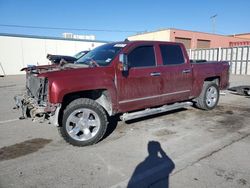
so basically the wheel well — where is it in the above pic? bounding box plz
[204,77,220,85]
[61,89,112,116]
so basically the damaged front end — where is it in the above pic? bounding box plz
[14,71,61,125]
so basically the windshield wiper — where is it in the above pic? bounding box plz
[76,58,99,67]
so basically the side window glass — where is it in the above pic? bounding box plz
[160,45,185,65]
[128,46,156,67]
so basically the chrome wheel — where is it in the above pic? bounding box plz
[66,108,101,141]
[206,86,218,108]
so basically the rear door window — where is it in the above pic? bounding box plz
[160,44,185,65]
[128,46,156,68]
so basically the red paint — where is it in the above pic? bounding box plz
[34,41,229,114]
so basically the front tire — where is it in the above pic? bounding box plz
[195,81,219,110]
[59,98,108,146]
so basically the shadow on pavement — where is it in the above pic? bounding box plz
[128,141,175,188]
[101,115,119,141]
[101,108,187,142]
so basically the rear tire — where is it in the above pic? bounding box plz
[194,81,219,110]
[59,98,108,146]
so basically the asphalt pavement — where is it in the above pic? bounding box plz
[0,74,250,188]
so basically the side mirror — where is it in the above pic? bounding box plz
[119,54,128,72]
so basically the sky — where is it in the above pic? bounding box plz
[0,0,249,41]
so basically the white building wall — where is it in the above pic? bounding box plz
[0,34,107,75]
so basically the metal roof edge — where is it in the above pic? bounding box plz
[168,28,228,37]
[230,32,250,36]
[128,28,250,39]
[0,33,111,43]
[128,28,171,37]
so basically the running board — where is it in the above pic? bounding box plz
[120,102,193,121]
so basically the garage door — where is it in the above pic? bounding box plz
[197,39,210,49]
[175,37,191,49]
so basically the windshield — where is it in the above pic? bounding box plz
[75,43,125,66]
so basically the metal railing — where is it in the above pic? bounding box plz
[188,46,250,75]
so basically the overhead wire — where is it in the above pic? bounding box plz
[0,24,143,33]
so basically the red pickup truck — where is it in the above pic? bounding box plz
[15,41,229,146]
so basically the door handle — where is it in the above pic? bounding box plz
[182,69,191,74]
[150,72,161,76]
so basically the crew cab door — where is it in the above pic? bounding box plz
[117,45,162,112]
[158,43,192,103]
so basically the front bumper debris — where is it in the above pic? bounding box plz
[14,94,61,126]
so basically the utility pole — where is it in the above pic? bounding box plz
[210,14,218,34]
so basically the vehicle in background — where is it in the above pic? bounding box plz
[47,50,89,64]
[228,85,250,96]
[14,41,230,147]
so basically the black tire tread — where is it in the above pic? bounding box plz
[195,81,219,110]
[58,98,108,147]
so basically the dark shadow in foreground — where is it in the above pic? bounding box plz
[128,141,175,188]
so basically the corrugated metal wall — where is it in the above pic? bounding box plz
[188,46,250,75]
[0,34,107,75]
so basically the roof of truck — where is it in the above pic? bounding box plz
[114,40,183,45]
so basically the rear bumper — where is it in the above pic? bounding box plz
[14,94,61,126]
